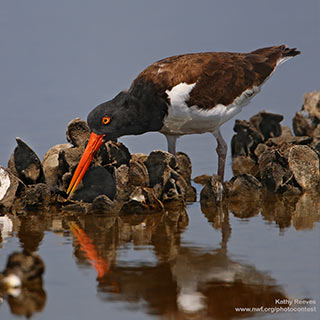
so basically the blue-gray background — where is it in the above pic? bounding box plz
[1,0,319,178]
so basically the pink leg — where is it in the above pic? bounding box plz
[213,130,227,181]
[165,134,178,156]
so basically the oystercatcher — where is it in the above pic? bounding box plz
[67,45,300,196]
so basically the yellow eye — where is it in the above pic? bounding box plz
[102,116,111,125]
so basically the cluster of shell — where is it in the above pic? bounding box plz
[0,118,196,214]
[1,91,319,216]
[200,91,320,209]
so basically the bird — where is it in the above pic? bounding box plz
[67,45,300,196]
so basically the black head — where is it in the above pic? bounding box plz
[87,88,168,142]
[88,91,151,141]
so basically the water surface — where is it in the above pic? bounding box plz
[0,191,319,319]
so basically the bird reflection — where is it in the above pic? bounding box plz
[1,187,317,319]
[69,206,288,319]
[70,222,110,278]
[172,248,287,318]
[0,250,46,318]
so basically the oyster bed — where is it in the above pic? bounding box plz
[0,91,319,215]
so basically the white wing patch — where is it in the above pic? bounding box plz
[162,82,259,135]
[165,82,196,107]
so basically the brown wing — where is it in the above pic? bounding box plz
[129,52,216,99]
[130,45,300,109]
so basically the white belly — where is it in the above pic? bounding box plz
[160,82,252,136]
[161,103,243,135]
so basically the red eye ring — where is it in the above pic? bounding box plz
[102,116,111,125]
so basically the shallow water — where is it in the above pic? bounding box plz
[0,189,319,319]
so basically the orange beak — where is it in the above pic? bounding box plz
[67,132,105,197]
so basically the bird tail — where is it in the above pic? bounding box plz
[280,45,301,58]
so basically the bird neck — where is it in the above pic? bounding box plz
[123,80,168,133]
